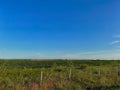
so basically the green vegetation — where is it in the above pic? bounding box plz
[0,60,120,90]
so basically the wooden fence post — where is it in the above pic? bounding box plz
[69,68,71,80]
[98,68,101,77]
[41,71,43,84]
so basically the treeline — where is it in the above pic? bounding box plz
[0,60,120,68]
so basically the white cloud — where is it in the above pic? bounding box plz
[110,40,120,45]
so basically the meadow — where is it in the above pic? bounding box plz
[0,60,120,90]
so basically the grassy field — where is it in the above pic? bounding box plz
[0,60,120,90]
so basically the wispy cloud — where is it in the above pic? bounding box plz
[114,35,120,38]
[62,49,120,60]
[116,46,120,48]
[110,40,120,45]
[1,49,120,60]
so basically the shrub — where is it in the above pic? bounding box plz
[78,64,88,70]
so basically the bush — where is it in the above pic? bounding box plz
[77,64,88,70]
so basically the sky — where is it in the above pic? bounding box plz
[0,0,120,59]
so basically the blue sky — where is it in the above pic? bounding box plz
[0,0,120,59]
